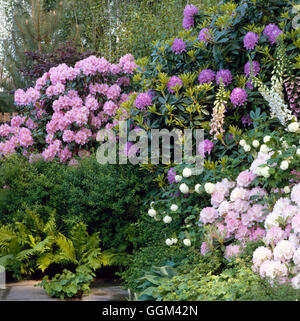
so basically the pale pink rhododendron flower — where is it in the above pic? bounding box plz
[1,54,136,162]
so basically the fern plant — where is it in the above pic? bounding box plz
[0,209,115,279]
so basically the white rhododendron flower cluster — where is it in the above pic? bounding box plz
[147,134,300,286]
[253,183,300,288]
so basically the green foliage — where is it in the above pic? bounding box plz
[155,261,300,301]
[0,209,113,279]
[135,261,177,301]
[0,154,156,251]
[38,269,93,299]
[118,244,208,293]
[129,247,300,301]
[71,0,218,61]
[120,246,222,300]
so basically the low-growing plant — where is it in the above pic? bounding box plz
[155,260,300,301]
[118,244,213,293]
[37,269,93,299]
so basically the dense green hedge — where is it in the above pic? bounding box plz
[0,155,156,251]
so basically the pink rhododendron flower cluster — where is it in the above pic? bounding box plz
[199,168,268,260]
[135,92,152,110]
[224,244,242,261]
[0,116,35,154]
[199,146,300,279]
[0,54,137,163]
[236,170,256,187]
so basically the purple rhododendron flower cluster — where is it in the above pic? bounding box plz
[198,28,212,43]
[198,69,215,84]
[263,24,283,45]
[242,114,253,127]
[182,4,199,30]
[167,76,183,93]
[135,92,152,110]
[171,38,187,54]
[244,61,260,77]
[230,88,248,107]
[198,139,214,157]
[216,69,233,87]
[167,168,176,184]
[243,31,259,50]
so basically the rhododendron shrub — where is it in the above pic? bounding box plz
[0,54,137,162]
[120,0,298,158]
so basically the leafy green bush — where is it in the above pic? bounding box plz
[0,155,64,224]
[0,209,113,279]
[118,244,212,293]
[0,154,156,251]
[51,156,156,251]
[156,261,300,301]
[38,269,93,299]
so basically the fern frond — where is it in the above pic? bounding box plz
[0,254,14,267]
[25,208,45,233]
[16,248,36,262]
[0,226,17,243]
[101,250,129,267]
[55,233,77,264]
[80,248,103,271]
[43,211,57,235]
[36,253,55,272]
[16,236,53,262]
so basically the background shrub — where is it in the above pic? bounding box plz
[0,155,156,251]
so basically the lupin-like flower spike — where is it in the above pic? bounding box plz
[249,42,294,126]
[210,79,227,139]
